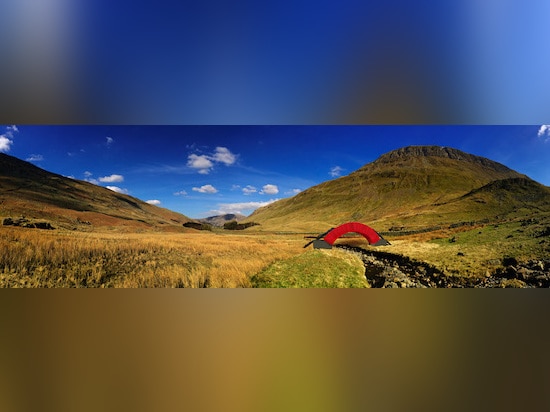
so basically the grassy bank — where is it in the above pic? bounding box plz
[251,249,368,288]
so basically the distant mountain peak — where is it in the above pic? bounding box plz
[199,213,246,227]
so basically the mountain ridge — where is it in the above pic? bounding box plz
[0,153,192,230]
[245,145,549,232]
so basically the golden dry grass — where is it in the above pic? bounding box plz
[0,228,304,288]
[3,214,547,288]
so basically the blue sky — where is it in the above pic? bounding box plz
[2,125,549,219]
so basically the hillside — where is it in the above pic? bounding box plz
[0,153,192,230]
[245,146,550,232]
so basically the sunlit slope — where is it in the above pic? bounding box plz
[0,153,191,229]
[246,146,550,232]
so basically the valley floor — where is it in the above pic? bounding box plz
[1,214,548,288]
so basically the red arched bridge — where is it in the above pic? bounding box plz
[304,222,390,249]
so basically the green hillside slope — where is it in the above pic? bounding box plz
[246,146,549,232]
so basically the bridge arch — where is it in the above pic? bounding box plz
[323,222,390,246]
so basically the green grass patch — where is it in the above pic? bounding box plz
[251,249,369,288]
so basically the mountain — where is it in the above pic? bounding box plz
[198,213,247,227]
[245,146,550,232]
[0,153,192,230]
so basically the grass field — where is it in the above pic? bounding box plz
[251,249,368,288]
[0,228,305,288]
[1,212,548,288]
[341,214,550,279]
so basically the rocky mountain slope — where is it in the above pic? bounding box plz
[198,213,246,227]
[0,153,191,230]
[245,146,550,232]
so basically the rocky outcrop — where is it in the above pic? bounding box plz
[489,259,550,288]
[374,146,519,175]
[3,217,55,230]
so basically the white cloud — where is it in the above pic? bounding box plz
[174,190,188,196]
[242,185,257,195]
[187,154,214,174]
[192,184,218,194]
[82,171,99,185]
[0,136,13,152]
[26,154,44,162]
[146,199,161,205]
[106,186,129,194]
[0,125,18,153]
[285,188,302,195]
[212,147,237,165]
[211,199,279,215]
[99,174,124,183]
[538,125,550,142]
[106,136,114,145]
[329,166,344,177]
[260,184,279,195]
[187,147,238,174]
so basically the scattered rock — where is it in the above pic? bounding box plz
[502,256,518,267]
[30,221,55,230]
[336,245,550,288]
[2,217,54,230]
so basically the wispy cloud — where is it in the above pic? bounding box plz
[242,185,257,195]
[329,166,344,177]
[82,171,99,184]
[146,199,161,205]
[26,154,44,162]
[106,136,114,146]
[192,184,218,194]
[187,147,238,174]
[83,171,124,186]
[0,125,18,153]
[285,188,302,195]
[210,199,279,215]
[538,125,550,142]
[173,190,188,196]
[106,186,129,194]
[99,174,124,183]
[260,184,279,195]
